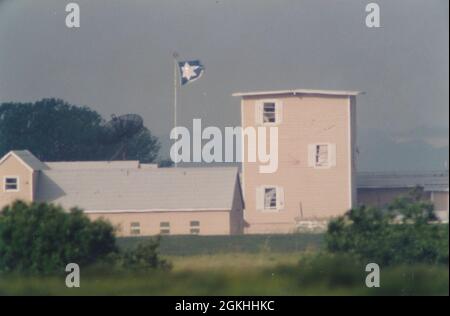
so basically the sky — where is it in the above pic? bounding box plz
[0,0,448,171]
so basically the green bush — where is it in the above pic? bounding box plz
[0,201,117,274]
[326,189,449,266]
[110,238,172,272]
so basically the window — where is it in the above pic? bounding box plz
[190,221,200,235]
[308,143,336,168]
[130,222,140,235]
[190,228,200,235]
[160,222,170,235]
[263,102,276,123]
[256,186,285,211]
[256,100,282,125]
[4,177,19,192]
[315,144,329,167]
[264,187,277,209]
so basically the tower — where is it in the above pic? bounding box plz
[233,89,360,234]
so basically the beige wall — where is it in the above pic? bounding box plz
[358,187,449,222]
[0,154,34,209]
[87,210,235,236]
[432,191,449,212]
[241,94,355,234]
[357,187,449,212]
[357,188,412,208]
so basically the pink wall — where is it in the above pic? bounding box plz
[87,210,237,236]
[241,94,355,234]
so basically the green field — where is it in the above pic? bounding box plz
[1,251,448,295]
[1,234,448,296]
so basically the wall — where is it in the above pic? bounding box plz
[86,210,233,237]
[357,188,434,209]
[0,154,34,209]
[241,94,354,234]
[432,191,449,222]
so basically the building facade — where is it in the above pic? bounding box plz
[357,171,449,222]
[233,89,360,234]
[0,150,245,236]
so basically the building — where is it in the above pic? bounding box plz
[233,89,361,234]
[1,89,448,236]
[0,150,245,236]
[357,171,449,222]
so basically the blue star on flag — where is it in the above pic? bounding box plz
[178,60,204,85]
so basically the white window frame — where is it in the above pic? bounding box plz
[308,143,336,169]
[256,185,285,212]
[315,143,330,168]
[130,222,141,235]
[3,176,19,192]
[190,221,200,235]
[160,221,171,235]
[255,99,283,126]
[264,187,278,210]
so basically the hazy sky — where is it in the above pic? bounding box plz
[0,0,448,171]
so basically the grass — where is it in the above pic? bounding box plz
[117,233,324,255]
[0,251,448,296]
[0,234,447,296]
[165,252,307,272]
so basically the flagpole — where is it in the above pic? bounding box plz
[173,52,179,168]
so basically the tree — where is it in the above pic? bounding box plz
[0,98,160,162]
[0,201,117,274]
[326,188,449,266]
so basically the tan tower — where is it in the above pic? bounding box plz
[233,89,361,234]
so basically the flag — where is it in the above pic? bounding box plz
[178,60,204,85]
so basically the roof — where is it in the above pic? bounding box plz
[232,88,363,98]
[0,150,48,171]
[357,171,449,192]
[46,161,140,170]
[36,167,241,212]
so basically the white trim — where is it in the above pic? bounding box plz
[348,97,353,209]
[309,143,335,169]
[129,221,141,235]
[240,98,246,205]
[3,175,20,192]
[83,208,230,214]
[30,171,34,201]
[256,99,283,126]
[0,152,35,173]
[233,88,363,97]
[258,185,283,213]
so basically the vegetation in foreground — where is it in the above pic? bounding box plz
[0,201,169,275]
[0,253,447,295]
[326,188,449,266]
[0,192,448,295]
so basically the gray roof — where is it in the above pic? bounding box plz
[357,171,449,192]
[46,161,141,170]
[36,167,240,211]
[10,150,48,171]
